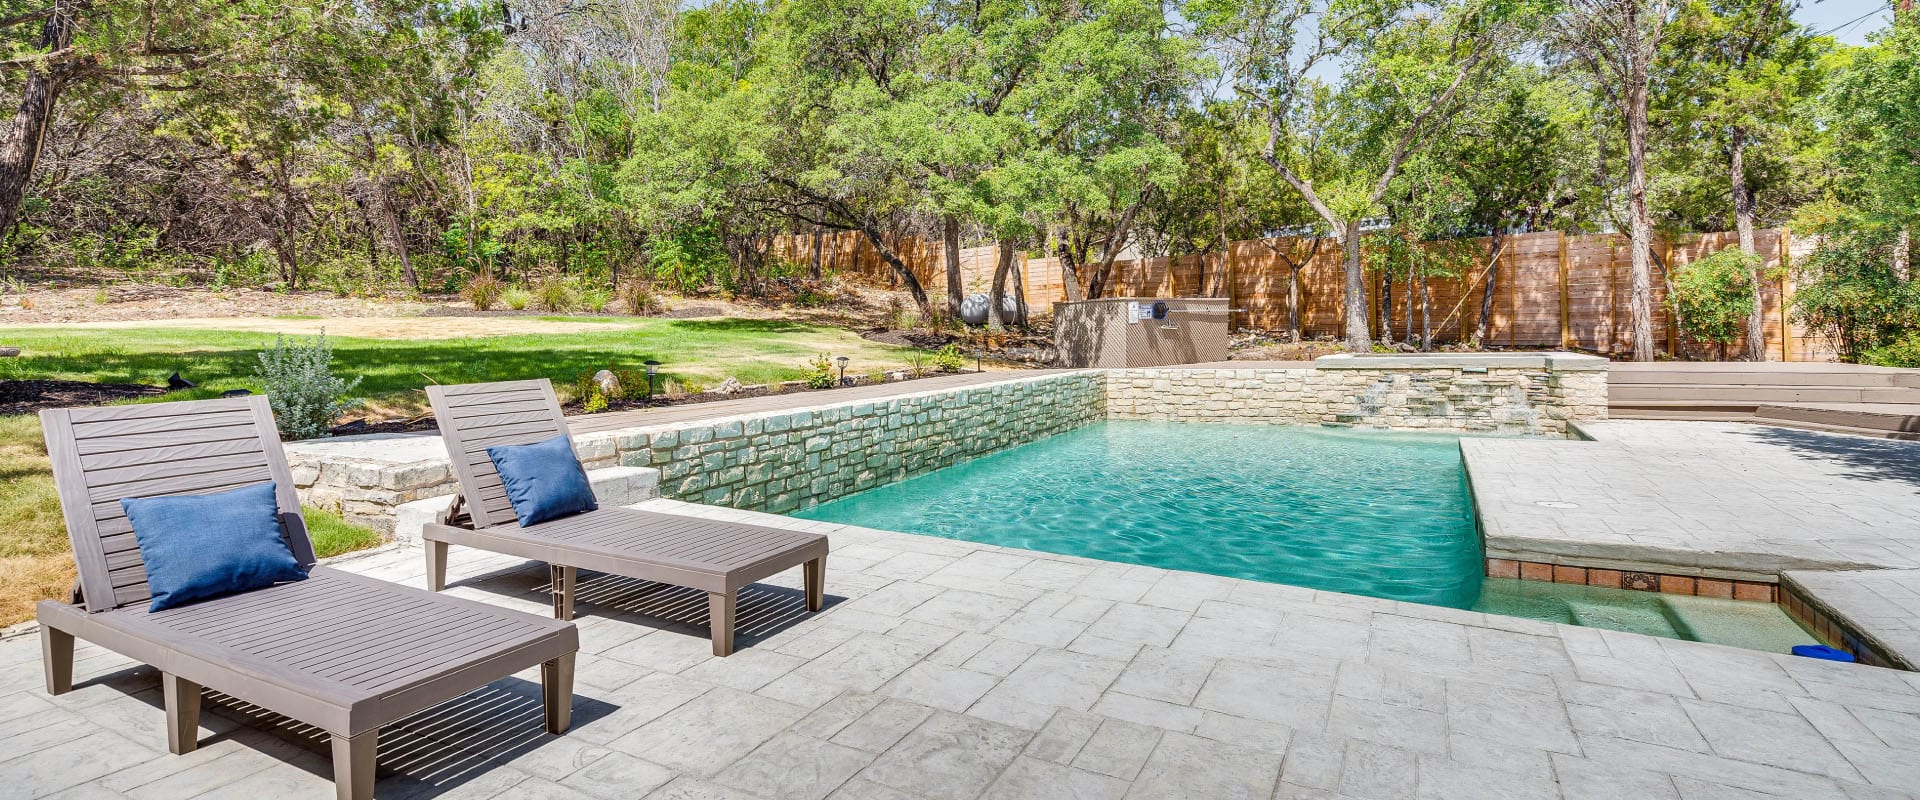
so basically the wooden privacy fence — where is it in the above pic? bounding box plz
[771,227,1833,361]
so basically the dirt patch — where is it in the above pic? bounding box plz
[0,380,169,416]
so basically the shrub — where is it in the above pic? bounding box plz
[1669,248,1758,354]
[805,354,836,389]
[534,277,578,312]
[580,288,612,313]
[465,274,505,311]
[503,286,532,310]
[255,333,362,440]
[931,343,966,372]
[1863,333,1920,368]
[1792,228,1920,362]
[621,278,665,315]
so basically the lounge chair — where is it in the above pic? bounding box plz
[422,379,828,656]
[37,396,579,800]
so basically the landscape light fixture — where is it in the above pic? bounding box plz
[835,356,850,385]
[643,360,661,399]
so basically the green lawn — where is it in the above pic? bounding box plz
[0,315,927,625]
[2,316,924,416]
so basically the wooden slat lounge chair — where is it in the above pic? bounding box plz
[36,396,579,800]
[423,379,828,656]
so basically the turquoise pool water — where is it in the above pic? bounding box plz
[795,420,1818,652]
[799,421,1485,607]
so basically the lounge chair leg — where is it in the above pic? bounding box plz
[331,730,377,800]
[804,557,826,613]
[550,565,576,621]
[425,540,448,592]
[162,673,202,755]
[41,625,72,696]
[708,591,736,657]
[541,653,575,734]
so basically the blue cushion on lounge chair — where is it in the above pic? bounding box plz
[488,434,598,527]
[122,481,308,612]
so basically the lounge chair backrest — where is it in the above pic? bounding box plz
[425,379,575,530]
[41,395,317,612]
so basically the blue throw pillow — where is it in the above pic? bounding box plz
[487,434,598,527]
[122,481,308,612]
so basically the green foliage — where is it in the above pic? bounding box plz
[254,334,363,441]
[1862,333,1920,369]
[804,354,836,389]
[304,507,385,559]
[1791,229,1920,362]
[580,288,613,313]
[534,277,580,312]
[465,275,506,311]
[621,278,667,315]
[931,344,966,372]
[503,286,532,310]
[647,225,732,293]
[1669,249,1760,349]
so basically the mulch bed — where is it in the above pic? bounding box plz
[0,380,170,417]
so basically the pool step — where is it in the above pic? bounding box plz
[1564,598,1681,639]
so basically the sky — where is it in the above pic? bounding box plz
[1794,1,1894,46]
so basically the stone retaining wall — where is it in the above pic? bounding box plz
[290,356,1608,535]
[1106,353,1607,436]
[618,371,1105,513]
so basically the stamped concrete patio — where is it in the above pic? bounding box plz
[1465,420,1920,577]
[6,498,1920,800]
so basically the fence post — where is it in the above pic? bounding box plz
[1558,231,1572,350]
[1664,238,1678,358]
[1780,228,1794,362]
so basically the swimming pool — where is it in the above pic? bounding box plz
[799,421,1484,606]
[795,420,1817,650]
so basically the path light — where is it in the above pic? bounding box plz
[643,360,661,400]
[835,356,850,386]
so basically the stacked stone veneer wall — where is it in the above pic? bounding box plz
[289,356,1607,533]
[619,372,1105,512]
[1106,357,1606,436]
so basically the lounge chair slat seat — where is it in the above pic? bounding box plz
[37,396,578,800]
[424,379,829,656]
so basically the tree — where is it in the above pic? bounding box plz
[1556,0,1676,361]
[1192,0,1529,351]
[1662,0,1822,360]
[1824,7,1920,284]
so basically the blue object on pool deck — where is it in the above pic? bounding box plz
[1791,644,1855,662]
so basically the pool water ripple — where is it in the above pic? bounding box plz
[796,420,1487,608]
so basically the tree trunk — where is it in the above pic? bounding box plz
[1475,230,1504,345]
[1341,221,1369,350]
[1057,230,1087,301]
[857,223,933,315]
[1085,200,1143,301]
[988,238,1016,331]
[374,182,421,291]
[810,227,824,280]
[1379,273,1394,346]
[1894,227,1911,283]
[1729,126,1766,361]
[0,0,79,239]
[1624,53,1657,362]
[1287,252,1303,342]
[1420,270,1431,351]
[942,214,964,318]
[1009,242,1030,325]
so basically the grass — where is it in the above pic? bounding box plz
[0,315,927,625]
[0,408,383,624]
[1,316,925,417]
